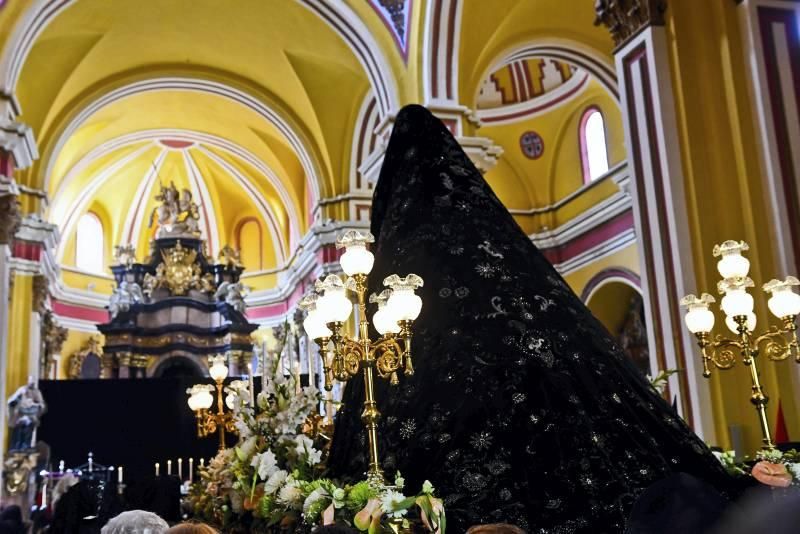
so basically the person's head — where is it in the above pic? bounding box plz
[466,524,526,534]
[166,523,219,534]
[101,510,169,534]
[312,525,358,533]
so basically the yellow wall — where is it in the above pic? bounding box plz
[6,274,32,396]
[665,0,797,452]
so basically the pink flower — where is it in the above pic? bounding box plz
[752,461,792,487]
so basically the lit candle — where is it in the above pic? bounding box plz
[167,460,172,476]
[261,341,268,393]
[155,462,160,477]
[117,466,123,484]
[248,364,255,406]
[200,458,205,468]
[307,338,315,392]
[178,458,183,480]
[189,458,194,483]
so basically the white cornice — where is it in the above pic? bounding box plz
[553,228,637,276]
[53,315,98,333]
[15,214,59,249]
[9,257,39,274]
[0,174,19,196]
[0,119,37,169]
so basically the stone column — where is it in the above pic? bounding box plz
[596,0,716,441]
[736,0,800,277]
[0,176,20,503]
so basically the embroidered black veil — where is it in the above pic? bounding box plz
[327,105,735,533]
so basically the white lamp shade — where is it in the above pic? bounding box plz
[373,306,401,335]
[768,289,800,318]
[195,389,214,410]
[340,244,374,276]
[303,309,333,339]
[209,361,229,382]
[187,392,202,411]
[225,393,235,410]
[318,288,352,323]
[725,312,757,334]
[684,307,715,334]
[717,253,750,279]
[720,289,754,317]
[387,288,422,321]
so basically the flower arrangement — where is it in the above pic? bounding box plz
[712,447,800,488]
[189,328,446,533]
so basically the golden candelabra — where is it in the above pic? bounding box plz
[186,355,241,451]
[681,240,800,450]
[301,230,423,485]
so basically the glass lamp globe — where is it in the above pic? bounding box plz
[713,240,750,279]
[208,356,229,382]
[764,277,800,318]
[725,312,757,334]
[195,387,214,410]
[720,289,754,318]
[303,308,333,339]
[680,294,716,334]
[684,307,715,334]
[337,230,375,276]
[370,290,400,335]
[384,274,424,321]
[225,393,236,410]
[187,391,202,411]
[316,275,352,323]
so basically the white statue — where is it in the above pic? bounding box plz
[109,280,144,317]
[7,377,46,451]
[214,281,248,314]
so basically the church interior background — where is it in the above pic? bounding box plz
[0,0,799,530]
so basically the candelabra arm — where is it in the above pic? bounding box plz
[398,320,414,376]
[694,333,742,374]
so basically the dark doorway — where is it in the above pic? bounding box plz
[152,356,204,379]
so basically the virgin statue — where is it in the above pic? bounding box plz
[327,105,742,532]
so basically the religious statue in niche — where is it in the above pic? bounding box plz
[143,241,215,297]
[7,377,46,452]
[214,281,249,314]
[618,293,651,377]
[108,280,144,317]
[148,181,202,238]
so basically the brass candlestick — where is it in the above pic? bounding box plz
[681,241,800,450]
[187,355,239,451]
[301,230,423,485]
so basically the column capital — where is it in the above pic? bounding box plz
[0,176,21,245]
[594,0,668,48]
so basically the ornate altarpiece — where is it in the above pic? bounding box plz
[95,183,257,378]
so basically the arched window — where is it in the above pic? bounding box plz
[75,212,104,273]
[236,218,263,271]
[580,107,609,183]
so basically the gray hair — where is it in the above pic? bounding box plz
[101,510,169,534]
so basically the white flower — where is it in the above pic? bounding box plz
[278,480,303,510]
[302,487,329,514]
[394,472,405,489]
[264,469,288,495]
[251,450,278,481]
[236,436,258,461]
[380,490,408,519]
[788,463,800,481]
[292,434,322,465]
[422,480,434,495]
[757,448,784,463]
[332,487,345,508]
